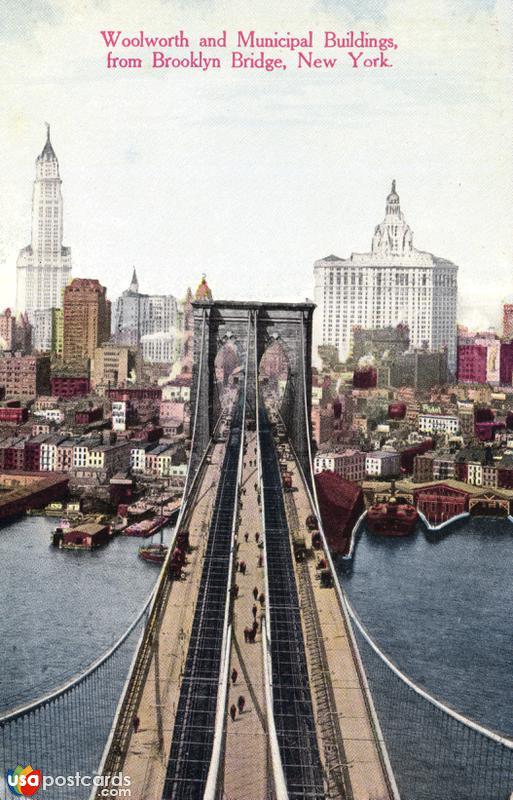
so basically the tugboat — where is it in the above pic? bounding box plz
[367,484,418,537]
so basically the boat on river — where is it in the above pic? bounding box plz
[367,496,418,537]
[123,516,167,538]
[138,542,168,564]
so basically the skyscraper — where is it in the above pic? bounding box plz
[111,269,180,362]
[16,125,72,318]
[313,182,458,371]
[62,278,110,363]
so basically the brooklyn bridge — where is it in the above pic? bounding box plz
[0,301,511,800]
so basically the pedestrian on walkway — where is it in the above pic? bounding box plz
[233,584,239,599]
[252,619,258,635]
[235,559,239,572]
[244,532,249,542]
[237,695,246,714]
[133,715,140,734]
[255,532,260,543]
[230,704,237,722]
[248,628,255,643]
[231,667,238,685]
[258,554,263,568]
[244,627,250,643]
[240,561,246,575]
[259,592,265,606]
[253,586,258,600]
[252,604,258,619]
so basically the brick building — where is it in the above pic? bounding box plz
[0,353,51,399]
[62,278,110,364]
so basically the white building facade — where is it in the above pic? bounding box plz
[418,414,460,435]
[313,450,366,481]
[313,182,458,371]
[365,450,401,477]
[111,269,180,362]
[16,126,72,318]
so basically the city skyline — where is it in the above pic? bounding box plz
[1,0,511,331]
[7,123,510,336]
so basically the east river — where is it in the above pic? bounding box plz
[1,514,511,730]
[339,516,512,739]
[0,513,511,799]
[0,516,172,714]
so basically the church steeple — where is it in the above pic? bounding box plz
[371,180,414,257]
[129,267,139,293]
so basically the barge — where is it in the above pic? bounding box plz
[123,516,167,538]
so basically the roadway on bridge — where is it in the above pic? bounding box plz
[259,404,326,799]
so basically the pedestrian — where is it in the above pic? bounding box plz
[240,561,246,576]
[133,715,140,734]
[253,586,258,600]
[237,695,246,714]
[231,667,238,685]
[252,604,258,619]
[233,584,239,599]
[258,554,263,568]
[244,532,249,542]
[259,592,265,606]
[244,627,250,643]
[248,628,255,643]
[235,559,239,572]
[230,704,237,722]
[252,619,258,634]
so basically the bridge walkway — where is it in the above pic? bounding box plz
[222,429,270,800]
[284,453,393,800]
[113,438,227,800]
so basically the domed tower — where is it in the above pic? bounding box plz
[372,180,413,257]
[195,274,213,302]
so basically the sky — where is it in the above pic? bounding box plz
[0,0,511,330]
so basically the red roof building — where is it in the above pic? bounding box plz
[314,471,364,556]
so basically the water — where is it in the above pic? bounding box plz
[340,517,513,738]
[0,515,171,714]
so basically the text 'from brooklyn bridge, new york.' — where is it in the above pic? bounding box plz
[99,29,399,72]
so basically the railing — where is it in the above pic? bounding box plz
[297,323,513,800]
[347,601,513,800]
[93,308,225,792]
[0,594,153,800]
[297,320,400,800]
[256,322,289,800]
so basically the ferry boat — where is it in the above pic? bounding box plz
[366,496,418,537]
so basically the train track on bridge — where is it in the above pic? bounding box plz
[259,403,325,800]
[162,393,244,799]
